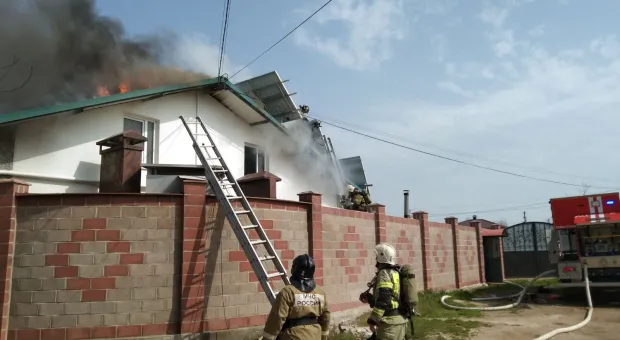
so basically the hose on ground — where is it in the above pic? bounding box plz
[439,265,593,340]
[533,264,592,340]
[440,269,557,311]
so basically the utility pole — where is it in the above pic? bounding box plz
[523,211,527,222]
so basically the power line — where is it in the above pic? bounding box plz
[229,0,333,79]
[310,113,618,184]
[309,116,620,191]
[429,202,549,217]
[217,0,232,78]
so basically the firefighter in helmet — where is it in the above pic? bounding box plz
[359,243,408,339]
[262,254,331,340]
[347,184,372,211]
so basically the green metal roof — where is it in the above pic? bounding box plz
[0,77,286,132]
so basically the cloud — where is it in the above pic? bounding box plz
[528,24,545,37]
[168,33,253,81]
[293,0,407,71]
[479,7,509,28]
[430,34,446,62]
[590,35,620,59]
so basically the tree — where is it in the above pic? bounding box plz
[0,56,33,93]
[496,219,509,228]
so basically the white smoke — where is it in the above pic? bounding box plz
[259,118,346,206]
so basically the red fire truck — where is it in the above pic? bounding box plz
[549,192,620,287]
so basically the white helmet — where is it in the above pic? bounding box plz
[346,184,355,193]
[375,243,396,265]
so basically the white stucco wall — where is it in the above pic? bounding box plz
[5,90,339,204]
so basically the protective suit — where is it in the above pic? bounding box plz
[347,184,372,211]
[262,254,331,340]
[359,243,409,340]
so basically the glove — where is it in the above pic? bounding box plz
[359,291,369,304]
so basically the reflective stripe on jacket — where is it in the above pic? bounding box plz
[369,268,401,322]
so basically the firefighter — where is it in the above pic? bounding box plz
[347,184,372,211]
[261,254,331,340]
[359,243,408,339]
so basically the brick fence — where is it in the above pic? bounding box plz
[0,179,487,340]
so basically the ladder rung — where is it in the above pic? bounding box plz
[236,210,251,214]
[250,240,267,245]
[266,272,286,279]
[206,157,221,161]
[228,196,243,200]
[259,256,276,261]
[242,224,258,230]
[220,183,236,187]
[200,145,214,148]
[212,169,228,173]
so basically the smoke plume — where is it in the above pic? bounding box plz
[260,118,346,206]
[0,0,210,114]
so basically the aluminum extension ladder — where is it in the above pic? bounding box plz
[179,116,290,304]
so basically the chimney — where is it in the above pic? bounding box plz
[473,214,477,220]
[96,131,147,193]
[403,190,410,218]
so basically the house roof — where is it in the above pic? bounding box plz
[339,156,368,190]
[480,228,507,237]
[235,71,301,125]
[458,218,499,229]
[0,77,287,133]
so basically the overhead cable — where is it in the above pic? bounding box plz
[310,113,617,184]
[309,116,620,191]
[229,0,333,79]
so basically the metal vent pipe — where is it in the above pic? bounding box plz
[404,190,410,218]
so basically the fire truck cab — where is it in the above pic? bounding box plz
[549,192,620,287]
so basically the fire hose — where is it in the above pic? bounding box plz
[439,264,593,339]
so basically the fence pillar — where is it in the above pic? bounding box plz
[369,204,387,244]
[445,217,462,288]
[412,211,430,290]
[0,179,30,340]
[470,221,486,283]
[298,192,323,286]
[499,235,506,282]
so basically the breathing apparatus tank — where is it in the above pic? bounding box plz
[399,264,419,308]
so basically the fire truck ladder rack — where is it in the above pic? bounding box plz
[179,116,290,305]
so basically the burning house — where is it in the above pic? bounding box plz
[0,0,371,207]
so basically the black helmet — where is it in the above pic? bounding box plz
[290,254,316,292]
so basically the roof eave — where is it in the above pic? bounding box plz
[220,80,289,135]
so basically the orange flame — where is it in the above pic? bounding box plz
[119,82,130,94]
[96,86,110,97]
[95,82,131,97]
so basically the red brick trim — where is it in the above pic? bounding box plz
[499,237,505,282]
[445,217,462,288]
[471,222,486,283]
[369,204,387,244]
[412,211,431,290]
[0,180,29,340]
[298,192,323,286]
[179,180,207,334]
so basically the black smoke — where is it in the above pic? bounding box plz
[0,0,207,114]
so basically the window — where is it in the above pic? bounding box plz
[244,144,267,175]
[123,117,157,164]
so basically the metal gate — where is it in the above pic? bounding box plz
[502,222,554,278]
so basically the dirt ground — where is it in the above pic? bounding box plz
[470,305,617,340]
[470,287,620,340]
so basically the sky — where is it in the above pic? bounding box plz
[94,0,620,225]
